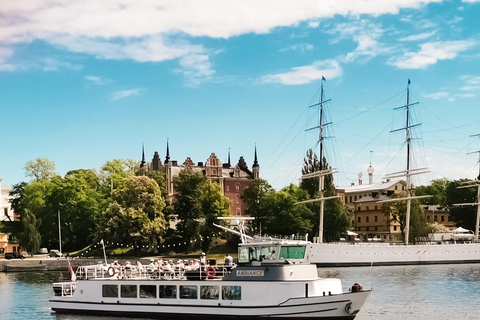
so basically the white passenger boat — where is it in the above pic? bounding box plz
[50,238,371,319]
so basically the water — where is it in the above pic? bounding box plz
[0,265,479,320]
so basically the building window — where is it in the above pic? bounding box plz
[200,286,219,300]
[222,286,241,300]
[395,185,398,190]
[349,196,352,203]
[354,195,357,201]
[375,226,378,231]
[441,216,445,222]
[180,285,198,299]
[226,185,229,192]
[140,285,156,299]
[366,227,369,231]
[375,205,377,210]
[236,183,240,191]
[121,285,137,298]
[366,206,369,211]
[102,285,118,298]
[394,226,397,231]
[402,186,405,190]
[160,285,177,299]
[236,208,241,215]
[358,207,361,211]
[434,215,438,221]
[358,217,361,223]
[374,216,378,222]
[366,216,369,223]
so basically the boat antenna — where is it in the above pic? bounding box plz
[296,76,339,243]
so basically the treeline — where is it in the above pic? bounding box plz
[5,158,230,255]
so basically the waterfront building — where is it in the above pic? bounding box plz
[139,142,260,216]
[0,178,19,255]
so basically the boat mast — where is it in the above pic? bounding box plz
[380,80,430,245]
[455,134,480,242]
[297,77,339,243]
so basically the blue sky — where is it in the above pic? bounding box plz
[1,0,480,190]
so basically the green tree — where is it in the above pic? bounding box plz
[242,179,275,232]
[19,209,42,255]
[446,179,478,230]
[198,181,230,252]
[415,178,449,206]
[99,175,167,253]
[98,159,139,196]
[384,193,428,243]
[48,169,106,251]
[173,170,230,253]
[24,157,57,181]
[299,149,351,241]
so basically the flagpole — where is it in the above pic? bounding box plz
[101,239,107,265]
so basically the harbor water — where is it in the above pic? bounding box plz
[0,264,479,320]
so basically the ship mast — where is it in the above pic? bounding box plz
[379,79,430,245]
[297,77,339,243]
[454,134,480,242]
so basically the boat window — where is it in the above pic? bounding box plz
[279,246,306,260]
[140,285,157,299]
[102,285,118,298]
[121,285,137,298]
[238,247,249,263]
[200,285,219,300]
[180,285,198,299]
[222,286,241,300]
[159,285,177,299]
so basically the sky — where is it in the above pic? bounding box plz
[1,0,480,190]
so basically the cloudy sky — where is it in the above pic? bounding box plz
[1,0,480,189]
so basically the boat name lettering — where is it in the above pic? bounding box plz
[236,270,264,277]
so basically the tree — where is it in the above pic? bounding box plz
[99,175,167,253]
[198,181,230,252]
[19,209,42,255]
[299,149,352,241]
[98,159,139,196]
[173,170,230,253]
[48,169,107,251]
[24,157,57,181]
[415,178,449,207]
[383,192,428,243]
[242,179,275,232]
[446,179,478,230]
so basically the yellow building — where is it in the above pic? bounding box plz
[423,205,455,229]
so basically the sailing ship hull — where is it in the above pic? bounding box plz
[50,278,370,319]
[308,242,480,267]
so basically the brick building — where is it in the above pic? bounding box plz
[139,142,260,216]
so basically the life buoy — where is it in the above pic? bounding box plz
[107,267,117,277]
[206,266,216,279]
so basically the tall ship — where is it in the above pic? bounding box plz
[50,218,371,319]
[299,79,480,266]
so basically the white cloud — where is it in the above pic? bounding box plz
[0,46,16,71]
[280,43,314,53]
[261,59,342,85]
[111,88,143,101]
[327,19,391,63]
[459,75,480,92]
[398,31,436,42]
[389,40,476,69]
[41,58,83,72]
[424,91,450,100]
[0,0,441,81]
[308,21,320,28]
[85,75,111,85]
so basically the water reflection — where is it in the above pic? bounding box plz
[0,265,479,320]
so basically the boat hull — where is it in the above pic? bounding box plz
[308,242,480,266]
[51,291,370,319]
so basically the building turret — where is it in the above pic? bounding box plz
[139,144,148,174]
[152,152,162,171]
[164,139,170,165]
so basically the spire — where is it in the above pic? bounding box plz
[253,144,259,168]
[140,143,146,168]
[164,138,170,164]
